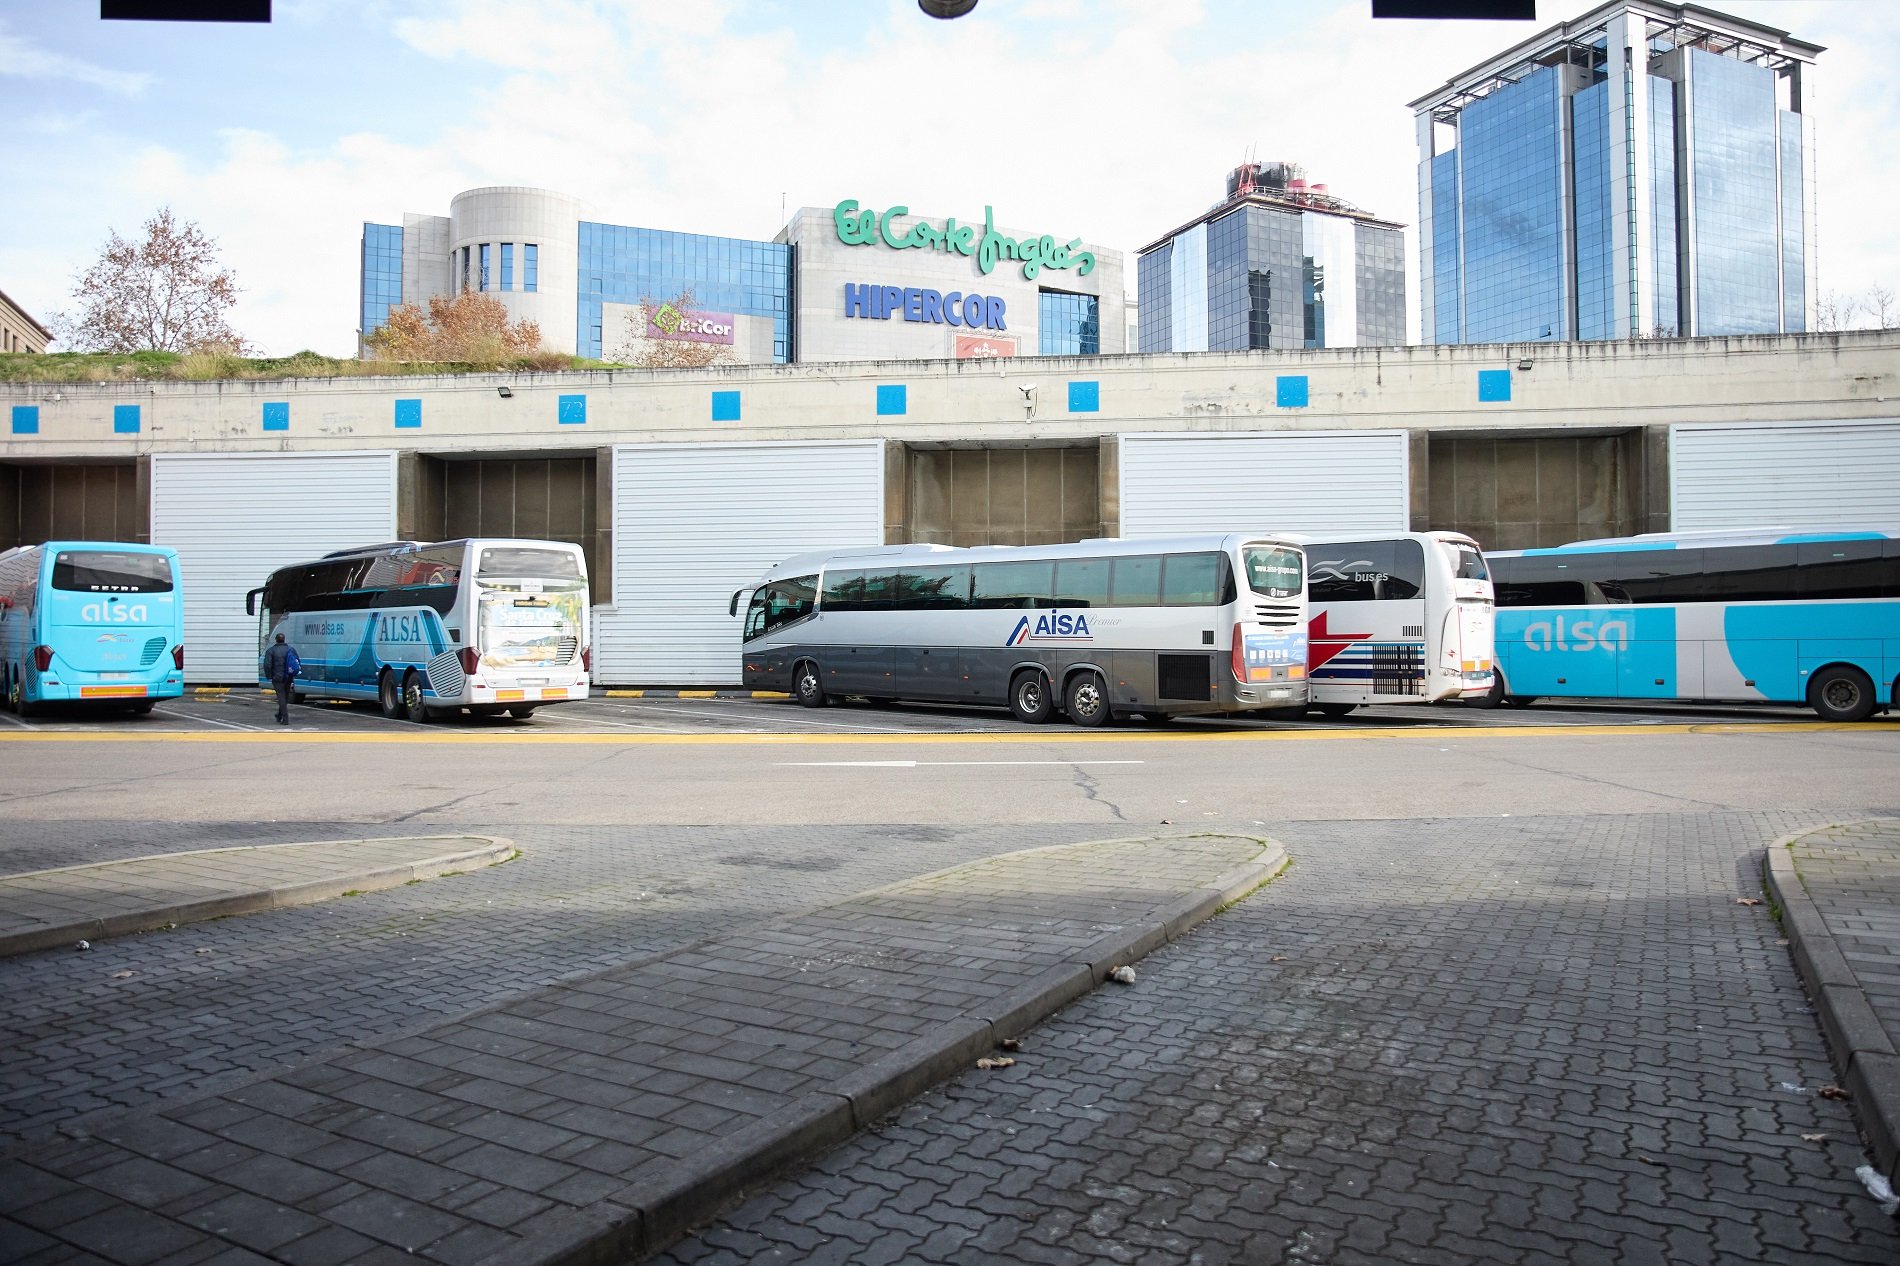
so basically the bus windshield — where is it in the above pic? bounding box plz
[52,550,175,593]
[1243,546,1303,598]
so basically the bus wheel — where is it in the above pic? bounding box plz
[1312,703,1357,719]
[1009,671,1053,724]
[401,670,431,721]
[378,669,407,720]
[1809,665,1876,722]
[509,706,537,719]
[10,675,36,719]
[129,701,155,715]
[1468,676,1506,709]
[1504,694,1537,709]
[794,661,827,708]
[1065,671,1112,727]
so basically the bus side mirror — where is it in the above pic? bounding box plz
[729,590,741,618]
[245,586,264,617]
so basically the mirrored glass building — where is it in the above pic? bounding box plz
[1135,163,1407,353]
[1414,0,1819,344]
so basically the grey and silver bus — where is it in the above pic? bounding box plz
[730,535,1309,725]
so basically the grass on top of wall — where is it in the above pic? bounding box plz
[0,350,621,383]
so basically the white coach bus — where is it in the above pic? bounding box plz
[731,535,1309,725]
[1300,531,1495,717]
[246,538,591,721]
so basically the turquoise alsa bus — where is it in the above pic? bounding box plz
[1484,528,1899,721]
[0,541,186,716]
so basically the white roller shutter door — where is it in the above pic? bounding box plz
[151,452,397,683]
[1672,420,1900,529]
[1120,431,1409,536]
[601,441,884,684]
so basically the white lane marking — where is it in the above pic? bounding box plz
[779,760,1147,768]
[556,713,720,734]
[153,706,267,733]
[613,701,949,734]
[0,710,35,730]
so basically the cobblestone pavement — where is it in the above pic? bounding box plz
[659,811,1900,1265]
[0,822,1111,1148]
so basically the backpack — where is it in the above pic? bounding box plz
[285,648,302,678]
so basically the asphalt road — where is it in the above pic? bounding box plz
[3,693,1898,1261]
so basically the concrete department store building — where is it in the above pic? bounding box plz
[5,332,1897,686]
[360,187,1124,365]
[1414,0,1819,345]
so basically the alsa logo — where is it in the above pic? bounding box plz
[378,613,430,643]
[81,602,147,623]
[1522,616,1628,653]
[1007,611,1092,645]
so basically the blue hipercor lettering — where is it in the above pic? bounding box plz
[842,283,1006,330]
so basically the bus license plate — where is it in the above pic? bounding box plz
[1265,688,1291,699]
[99,672,128,680]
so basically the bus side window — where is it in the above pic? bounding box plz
[1109,556,1162,607]
[1160,552,1222,606]
[1794,540,1891,600]
[972,561,1055,609]
[1383,540,1424,601]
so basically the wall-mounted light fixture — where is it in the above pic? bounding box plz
[497,386,513,398]
[1516,358,1534,372]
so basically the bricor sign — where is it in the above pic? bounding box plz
[844,283,1007,330]
[648,303,736,345]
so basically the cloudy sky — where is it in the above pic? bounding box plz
[3,0,1892,356]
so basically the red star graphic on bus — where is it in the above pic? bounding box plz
[1308,610,1374,671]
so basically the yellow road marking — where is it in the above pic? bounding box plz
[0,721,1884,745]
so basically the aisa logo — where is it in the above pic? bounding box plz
[81,602,147,623]
[1007,611,1092,645]
[1522,616,1628,653]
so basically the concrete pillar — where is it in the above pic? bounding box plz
[593,448,614,606]
[884,441,910,544]
[1408,431,1431,531]
[133,455,151,544]
[1640,425,1672,534]
[1097,436,1120,538]
[394,451,423,542]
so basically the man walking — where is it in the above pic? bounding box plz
[264,632,301,725]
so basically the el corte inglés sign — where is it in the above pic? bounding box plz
[832,200,1096,281]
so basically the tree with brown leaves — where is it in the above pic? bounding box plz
[54,207,248,353]
[365,291,545,366]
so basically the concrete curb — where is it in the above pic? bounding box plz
[0,836,515,958]
[1764,829,1900,1184]
[569,840,1290,1264]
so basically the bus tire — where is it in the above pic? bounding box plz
[129,701,155,715]
[1809,665,1876,723]
[1065,671,1112,727]
[378,669,407,720]
[401,670,431,721]
[1312,703,1358,719]
[509,706,537,719]
[1009,670,1053,724]
[10,674,36,718]
[794,661,827,708]
[1504,694,1537,709]
[1468,675,1505,709]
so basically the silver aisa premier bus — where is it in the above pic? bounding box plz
[730,535,1309,725]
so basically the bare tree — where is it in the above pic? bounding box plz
[52,208,247,353]
[1814,289,1866,333]
[610,289,737,369]
[1866,284,1897,330]
[365,292,544,367]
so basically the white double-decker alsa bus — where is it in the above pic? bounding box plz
[1299,531,1495,717]
[246,538,590,721]
[731,535,1309,725]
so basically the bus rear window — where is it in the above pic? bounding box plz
[477,547,584,580]
[1242,546,1303,599]
[1447,542,1489,580]
[52,551,174,593]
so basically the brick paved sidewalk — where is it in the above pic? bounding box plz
[1767,818,1900,1184]
[0,837,516,958]
[0,832,1283,1266]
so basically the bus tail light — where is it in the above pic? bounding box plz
[1231,627,1246,683]
[33,645,54,672]
[581,644,593,671]
[459,646,481,675]
[173,644,185,670]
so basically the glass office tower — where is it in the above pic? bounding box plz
[1414,0,1818,344]
[1136,163,1406,353]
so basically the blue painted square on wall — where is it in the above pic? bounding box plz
[876,384,907,416]
[711,391,741,422]
[262,402,289,432]
[394,398,422,429]
[113,404,140,434]
[1276,376,1310,408]
[1068,381,1100,413]
[1478,369,1513,402]
[11,405,38,435]
[558,394,587,425]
